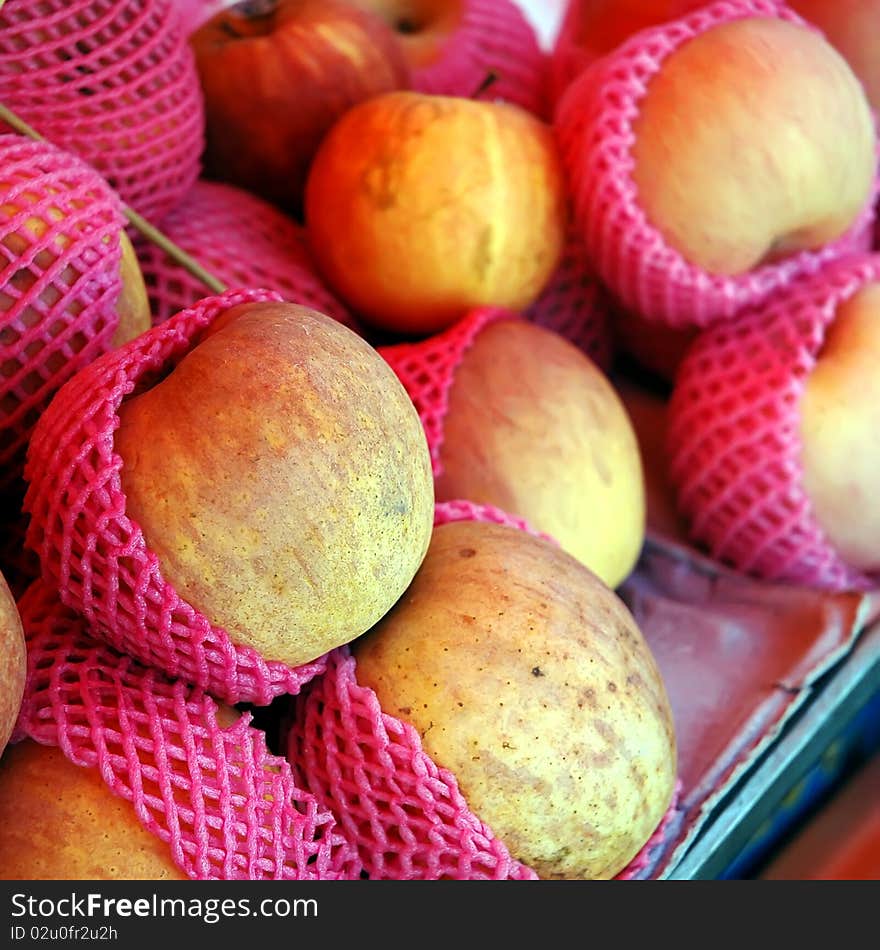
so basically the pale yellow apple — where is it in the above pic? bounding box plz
[434,318,646,589]
[0,571,25,762]
[352,519,677,880]
[631,16,876,276]
[788,0,880,114]
[305,90,567,336]
[800,281,880,572]
[114,301,435,668]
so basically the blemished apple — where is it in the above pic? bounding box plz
[0,571,26,764]
[433,317,646,589]
[113,301,435,669]
[629,15,877,277]
[190,0,411,215]
[305,90,567,337]
[787,0,880,115]
[352,519,677,880]
[800,281,880,573]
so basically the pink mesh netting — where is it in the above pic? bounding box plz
[134,179,360,332]
[0,134,129,494]
[525,221,614,371]
[286,498,680,880]
[378,306,512,478]
[11,578,361,880]
[0,0,205,225]
[22,287,331,706]
[411,0,550,118]
[553,0,879,330]
[667,253,880,591]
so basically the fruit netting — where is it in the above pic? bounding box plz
[134,179,360,332]
[285,498,681,880]
[22,287,330,706]
[553,0,879,330]
[412,0,550,119]
[0,0,204,225]
[0,135,127,494]
[667,253,880,591]
[525,222,614,371]
[11,578,361,880]
[378,306,511,478]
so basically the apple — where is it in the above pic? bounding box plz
[554,1,879,329]
[113,300,435,669]
[305,89,567,337]
[0,0,205,225]
[0,571,25,764]
[135,178,360,333]
[666,253,880,589]
[0,134,151,493]
[345,519,677,879]
[786,0,880,115]
[343,0,550,116]
[427,314,645,589]
[190,0,411,216]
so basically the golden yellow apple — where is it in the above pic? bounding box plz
[631,16,876,276]
[0,570,25,763]
[304,90,567,336]
[352,519,677,880]
[434,317,646,588]
[114,301,435,668]
[800,280,880,573]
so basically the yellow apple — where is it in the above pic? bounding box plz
[352,518,677,880]
[304,89,567,336]
[630,16,876,276]
[800,280,880,573]
[114,301,435,669]
[0,570,25,763]
[433,316,646,589]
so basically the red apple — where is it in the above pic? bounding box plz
[0,0,205,225]
[190,0,411,215]
[344,0,550,116]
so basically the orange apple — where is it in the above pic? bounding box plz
[0,0,205,224]
[190,0,411,215]
[432,315,646,588]
[0,570,25,764]
[305,89,567,336]
[629,16,876,277]
[113,300,435,669]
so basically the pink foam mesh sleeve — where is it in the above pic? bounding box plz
[285,498,680,880]
[11,578,362,880]
[553,0,879,330]
[0,134,127,494]
[134,179,361,333]
[0,0,204,225]
[667,253,880,591]
[378,306,512,478]
[412,0,550,118]
[22,287,329,706]
[525,221,614,371]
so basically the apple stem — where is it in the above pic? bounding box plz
[471,71,499,100]
[0,102,228,295]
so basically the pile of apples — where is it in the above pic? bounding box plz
[0,0,878,881]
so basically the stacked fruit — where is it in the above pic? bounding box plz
[0,0,876,881]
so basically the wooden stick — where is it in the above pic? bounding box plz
[0,102,227,295]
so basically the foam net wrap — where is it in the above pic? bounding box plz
[553,0,879,330]
[135,179,359,332]
[412,0,549,118]
[0,134,127,494]
[11,579,360,880]
[0,0,204,224]
[286,499,679,880]
[22,287,329,706]
[667,253,880,591]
